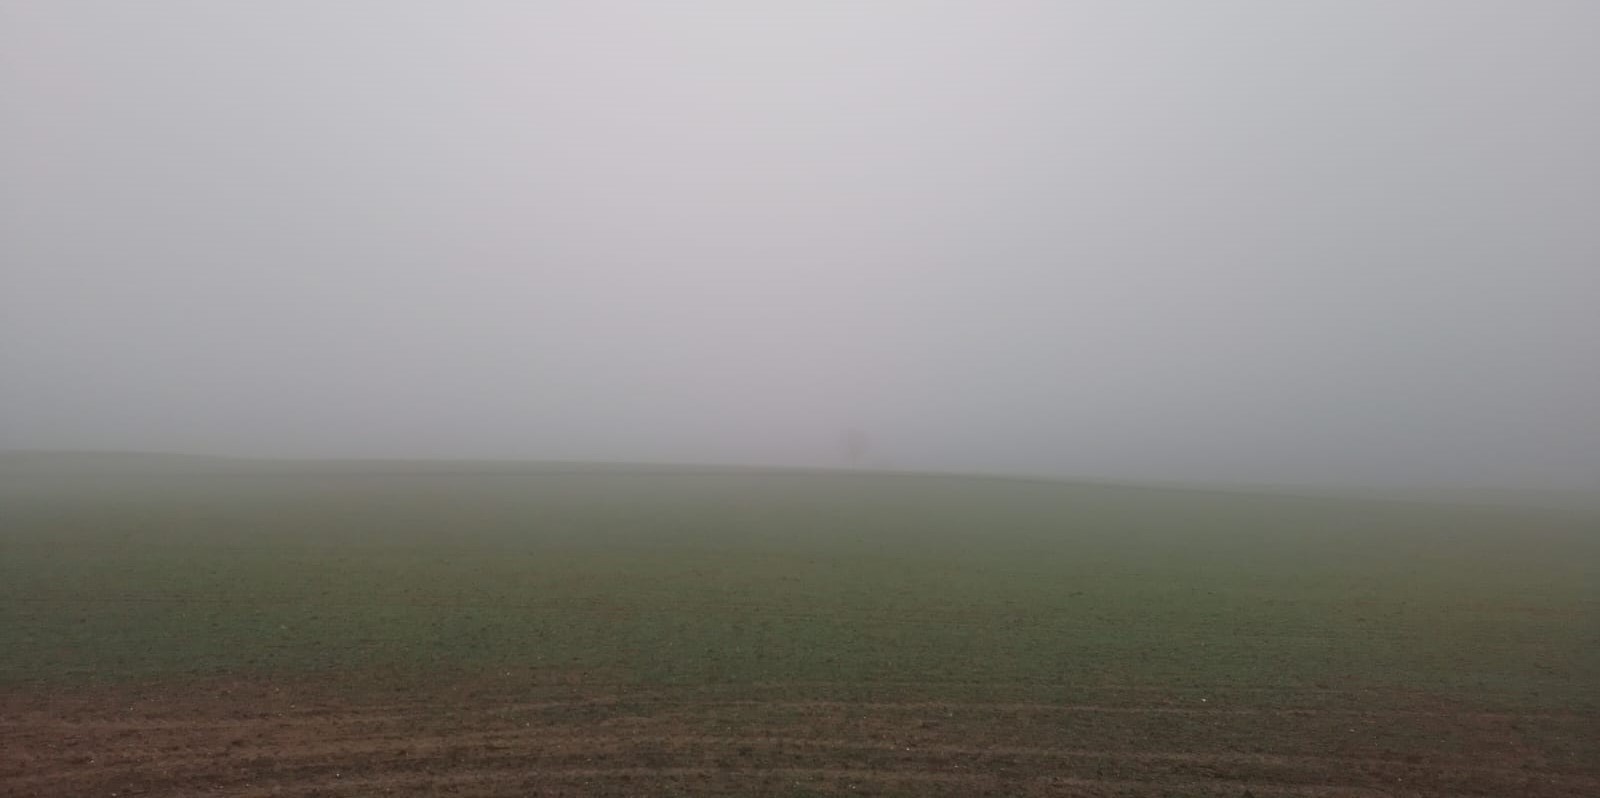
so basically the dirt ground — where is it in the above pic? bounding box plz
[4,675,1596,797]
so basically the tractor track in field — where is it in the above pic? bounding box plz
[5,697,1584,730]
[215,767,1402,798]
[0,592,1491,640]
[8,728,1594,784]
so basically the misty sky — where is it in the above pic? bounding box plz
[3,1,1597,490]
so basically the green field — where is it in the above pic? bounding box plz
[3,454,1597,795]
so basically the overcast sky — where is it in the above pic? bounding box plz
[2,1,1597,489]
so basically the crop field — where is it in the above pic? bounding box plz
[2,454,1597,796]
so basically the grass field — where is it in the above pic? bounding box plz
[3,453,1597,796]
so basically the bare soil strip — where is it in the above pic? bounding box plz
[4,678,1596,797]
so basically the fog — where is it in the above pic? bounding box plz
[3,1,1597,491]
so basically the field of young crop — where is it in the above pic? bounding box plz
[3,454,1597,796]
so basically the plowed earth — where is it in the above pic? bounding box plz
[5,677,1596,797]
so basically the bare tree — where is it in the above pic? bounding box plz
[840,428,871,468]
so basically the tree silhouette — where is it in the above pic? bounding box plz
[841,428,870,467]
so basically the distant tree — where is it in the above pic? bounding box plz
[841,428,870,467]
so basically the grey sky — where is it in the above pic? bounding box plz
[3,1,1597,490]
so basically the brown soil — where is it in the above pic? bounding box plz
[3,676,1596,797]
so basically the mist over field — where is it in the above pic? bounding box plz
[3,1,1598,491]
[5,7,1600,796]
